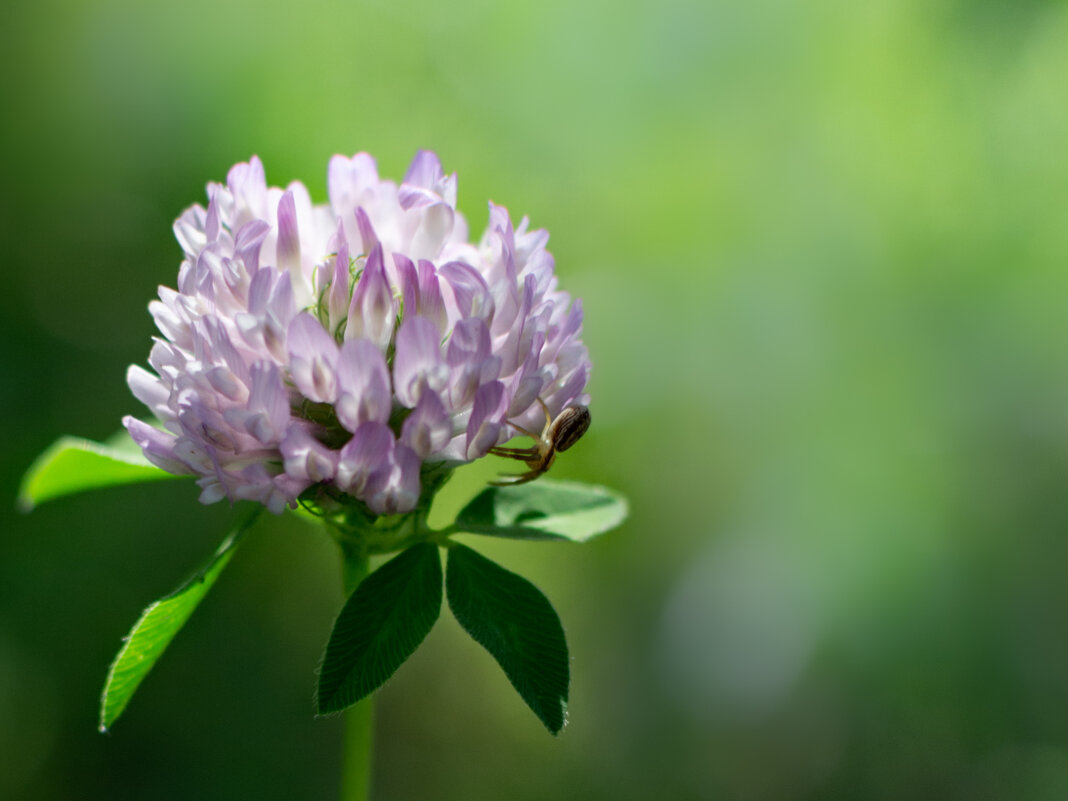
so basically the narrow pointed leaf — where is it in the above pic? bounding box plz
[99,507,260,731]
[19,434,182,511]
[446,544,569,734]
[317,543,442,714]
[455,479,627,542]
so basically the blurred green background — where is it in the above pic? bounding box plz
[5,0,1068,798]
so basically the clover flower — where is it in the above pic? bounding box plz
[124,151,590,516]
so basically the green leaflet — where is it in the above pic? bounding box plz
[98,506,261,731]
[455,479,628,542]
[317,543,443,714]
[446,544,569,734]
[18,434,182,511]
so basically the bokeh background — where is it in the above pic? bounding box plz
[5,0,1068,798]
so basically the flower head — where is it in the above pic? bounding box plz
[124,151,590,516]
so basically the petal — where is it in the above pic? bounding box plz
[439,260,494,323]
[173,206,208,259]
[408,202,454,261]
[327,227,351,333]
[365,443,421,515]
[403,149,444,190]
[446,317,491,367]
[234,219,271,274]
[506,372,545,419]
[401,150,456,207]
[466,380,505,459]
[124,416,193,475]
[265,271,296,359]
[206,366,246,402]
[196,477,229,506]
[395,253,419,318]
[400,389,451,459]
[328,153,379,213]
[204,316,249,383]
[149,298,188,348]
[287,313,340,403]
[276,189,309,305]
[416,259,447,333]
[336,338,392,431]
[355,206,380,253]
[127,364,170,414]
[280,426,338,484]
[345,244,396,350]
[247,264,274,314]
[392,316,445,407]
[204,190,221,243]
[247,361,290,440]
[337,421,395,494]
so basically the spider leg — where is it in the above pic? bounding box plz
[489,468,543,487]
[489,445,541,458]
[536,396,553,430]
[506,422,543,441]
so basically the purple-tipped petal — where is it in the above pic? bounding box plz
[355,207,379,253]
[392,316,446,407]
[276,190,302,279]
[124,416,193,475]
[401,390,451,459]
[506,372,545,419]
[439,260,494,323]
[395,253,419,317]
[234,220,270,274]
[403,150,444,190]
[327,228,351,332]
[287,313,340,403]
[442,317,497,409]
[205,367,244,401]
[398,255,446,334]
[345,244,395,350]
[337,421,395,495]
[336,338,392,431]
[446,317,491,366]
[401,150,456,208]
[365,443,421,515]
[417,260,447,331]
[247,361,290,440]
[205,191,221,243]
[246,264,273,314]
[204,316,249,383]
[466,380,505,459]
[280,427,338,484]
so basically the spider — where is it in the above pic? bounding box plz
[489,398,591,486]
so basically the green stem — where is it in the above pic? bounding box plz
[339,546,374,801]
[341,697,374,801]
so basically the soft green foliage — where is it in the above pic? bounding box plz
[446,544,569,735]
[456,480,627,542]
[99,506,260,731]
[317,543,443,714]
[18,435,181,511]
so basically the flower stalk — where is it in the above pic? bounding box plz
[337,552,373,801]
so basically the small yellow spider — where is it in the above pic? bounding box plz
[489,398,591,486]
